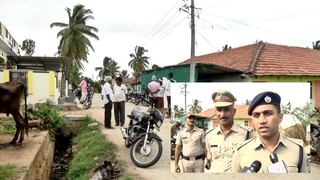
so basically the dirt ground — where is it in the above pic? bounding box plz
[66,94,172,180]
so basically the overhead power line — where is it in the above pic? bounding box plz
[202,10,311,45]
[141,1,181,46]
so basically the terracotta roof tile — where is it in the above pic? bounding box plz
[197,104,250,120]
[255,43,320,76]
[179,42,320,76]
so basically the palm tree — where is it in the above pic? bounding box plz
[222,44,232,51]
[21,39,36,56]
[96,56,120,78]
[128,46,150,78]
[313,41,320,50]
[174,105,185,118]
[120,70,130,79]
[188,99,202,114]
[50,4,99,69]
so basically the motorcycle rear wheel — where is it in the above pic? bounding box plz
[130,137,162,168]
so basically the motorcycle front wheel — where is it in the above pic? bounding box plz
[82,98,92,109]
[130,136,162,168]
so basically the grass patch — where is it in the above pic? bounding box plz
[66,117,118,179]
[0,120,16,135]
[0,164,16,180]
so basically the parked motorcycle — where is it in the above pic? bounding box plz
[121,107,163,168]
[311,123,320,158]
[72,86,94,109]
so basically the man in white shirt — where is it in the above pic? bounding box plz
[165,72,176,118]
[102,76,114,129]
[113,77,127,127]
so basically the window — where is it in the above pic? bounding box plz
[244,120,248,126]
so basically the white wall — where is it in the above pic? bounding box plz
[27,72,59,104]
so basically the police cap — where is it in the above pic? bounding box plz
[248,91,281,115]
[212,90,237,107]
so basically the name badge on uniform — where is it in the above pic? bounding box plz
[211,144,218,147]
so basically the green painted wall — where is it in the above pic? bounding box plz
[140,65,192,88]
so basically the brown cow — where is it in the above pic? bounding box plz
[0,81,28,144]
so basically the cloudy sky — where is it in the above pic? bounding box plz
[1,0,319,78]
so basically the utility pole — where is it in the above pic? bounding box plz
[180,0,197,82]
[190,0,196,82]
[180,82,188,115]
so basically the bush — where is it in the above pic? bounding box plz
[29,100,64,137]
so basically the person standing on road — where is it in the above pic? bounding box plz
[205,90,253,173]
[102,76,114,129]
[147,75,160,108]
[165,72,176,118]
[79,77,88,103]
[175,113,207,173]
[113,77,127,127]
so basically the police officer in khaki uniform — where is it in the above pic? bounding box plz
[205,90,253,172]
[175,113,207,173]
[232,91,308,173]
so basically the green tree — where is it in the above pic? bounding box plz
[96,57,120,78]
[120,70,129,79]
[21,39,35,56]
[152,64,160,70]
[173,105,185,119]
[313,41,320,50]
[222,44,232,51]
[128,46,150,77]
[50,4,99,69]
[188,99,202,114]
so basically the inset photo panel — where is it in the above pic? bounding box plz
[170,82,316,173]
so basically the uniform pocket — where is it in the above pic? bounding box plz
[210,146,220,159]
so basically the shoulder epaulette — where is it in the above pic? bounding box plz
[205,127,215,135]
[236,137,255,151]
[286,137,304,147]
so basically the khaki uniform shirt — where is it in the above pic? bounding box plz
[205,123,253,172]
[176,127,205,157]
[232,135,308,173]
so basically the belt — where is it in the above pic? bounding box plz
[182,154,204,161]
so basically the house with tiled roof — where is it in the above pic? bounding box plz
[141,41,320,107]
[198,104,252,128]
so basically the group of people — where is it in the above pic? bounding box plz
[174,90,308,173]
[101,76,128,129]
[147,72,176,118]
